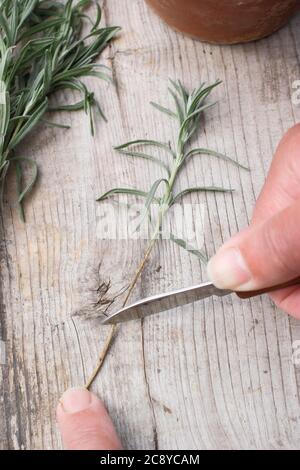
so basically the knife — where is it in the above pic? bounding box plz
[102,276,300,325]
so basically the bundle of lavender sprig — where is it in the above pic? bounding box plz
[0,0,119,219]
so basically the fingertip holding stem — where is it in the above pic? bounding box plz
[59,387,91,413]
[57,387,122,450]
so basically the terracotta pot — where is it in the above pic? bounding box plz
[146,0,299,44]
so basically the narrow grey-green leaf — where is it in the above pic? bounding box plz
[115,149,170,175]
[170,79,188,108]
[144,179,169,212]
[92,2,102,32]
[168,87,185,123]
[137,178,169,230]
[171,186,234,205]
[0,90,10,138]
[8,99,48,150]
[115,139,175,157]
[14,160,25,222]
[0,9,13,45]
[41,119,71,129]
[48,100,86,112]
[150,101,177,119]
[170,233,207,264]
[97,188,150,202]
[11,156,38,221]
[185,148,249,171]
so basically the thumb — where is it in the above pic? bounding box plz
[57,388,122,450]
[207,200,300,292]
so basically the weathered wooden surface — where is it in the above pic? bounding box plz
[1,0,300,450]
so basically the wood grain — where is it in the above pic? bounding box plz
[0,0,300,449]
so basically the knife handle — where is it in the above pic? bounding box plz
[236,276,300,299]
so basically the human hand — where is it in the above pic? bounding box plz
[207,124,300,318]
[57,388,122,450]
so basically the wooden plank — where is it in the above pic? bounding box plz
[0,0,300,449]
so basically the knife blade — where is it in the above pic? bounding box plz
[101,276,300,325]
[101,282,231,325]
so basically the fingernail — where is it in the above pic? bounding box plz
[60,387,92,413]
[207,247,252,290]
